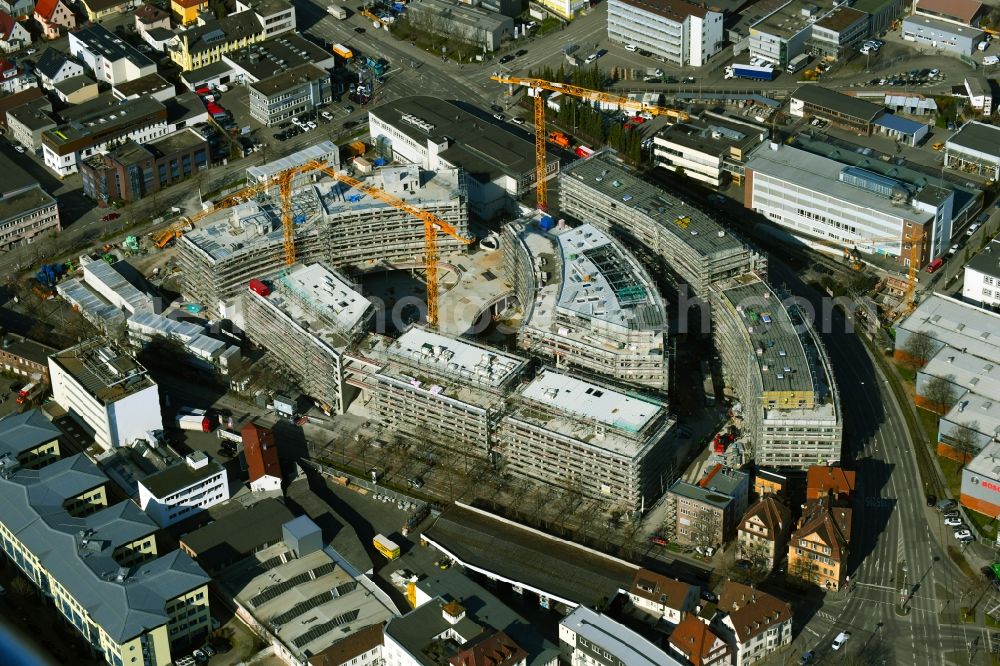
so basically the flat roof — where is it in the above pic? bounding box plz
[915,0,982,24]
[752,0,822,39]
[0,184,56,223]
[556,224,667,331]
[246,140,337,182]
[966,438,1000,480]
[745,142,935,229]
[792,85,884,123]
[113,73,173,99]
[616,0,710,21]
[224,33,333,82]
[561,606,683,666]
[657,115,766,156]
[315,166,463,220]
[43,96,166,148]
[127,311,204,341]
[902,14,984,39]
[519,369,664,434]
[384,327,526,390]
[423,504,639,606]
[716,275,815,395]
[221,542,395,661]
[965,239,1000,280]
[147,127,207,156]
[49,339,155,405]
[947,122,1000,160]
[139,453,223,498]
[815,5,866,31]
[56,278,126,328]
[943,392,1000,442]
[924,346,1000,400]
[0,151,41,197]
[72,23,156,70]
[82,259,153,313]
[561,153,749,258]
[900,293,1000,365]
[370,96,544,180]
[7,103,56,131]
[249,63,328,98]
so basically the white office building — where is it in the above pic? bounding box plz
[962,236,1000,309]
[607,0,724,67]
[946,122,1000,181]
[559,606,685,666]
[69,24,157,86]
[745,140,953,264]
[138,451,230,527]
[48,339,163,451]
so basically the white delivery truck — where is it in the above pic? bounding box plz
[327,5,347,18]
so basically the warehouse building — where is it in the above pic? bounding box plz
[348,326,528,456]
[790,85,885,134]
[711,274,842,469]
[854,0,904,36]
[0,454,212,666]
[896,293,1000,366]
[744,138,954,265]
[48,339,163,451]
[607,0,724,67]
[369,96,556,220]
[404,0,513,51]
[0,152,60,250]
[243,262,374,415]
[503,218,670,391]
[559,152,766,299]
[901,15,983,55]
[960,439,1000,517]
[177,165,467,314]
[498,369,676,512]
[912,0,982,26]
[652,112,768,187]
[946,122,1000,180]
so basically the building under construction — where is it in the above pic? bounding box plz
[243,262,375,415]
[344,326,528,457]
[498,369,677,512]
[175,165,469,315]
[711,273,842,468]
[559,152,766,299]
[504,218,669,392]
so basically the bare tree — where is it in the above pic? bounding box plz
[788,551,820,586]
[950,420,981,465]
[902,329,936,369]
[690,508,721,550]
[923,374,957,414]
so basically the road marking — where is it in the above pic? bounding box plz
[854,582,896,591]
[805,627,820,638]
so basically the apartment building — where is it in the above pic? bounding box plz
[351,327,528,456]
[962,236,1000,308]
[788,494,852,591]
[559,606,685,666]
[80,128,210,204]
[35,48,84,88]
[627,569,699,624]
[607,0,724,66]
[248,64,332,127]
[243,422,282,491]
[48,339,163,451]
[669,615,733,666]
[138,452,230,527]
[665,464,750,546]
[737,495,791,570]
[0,152,60,250]
[242,262,372,415]
[177,166,467,313]
[745,136,954,266]
[711,274,842,468]
[0,408,62,469]
[0,332,57,385]
[69,24,157,86]
[369,96,556,220]
[559,152,766,299]
[946,122,1000,181]
[809,5,870,60]
[653,113,767,188]
[79,0,132,21]
[168,12,266,71]
[504,219,670,391]
[42,96,169,177]
[0,454,211,666]
[749,0,827,66]
[235,0,295,39]
[7,98,57,152]
[713,582,792,666]
[499,369,676,512]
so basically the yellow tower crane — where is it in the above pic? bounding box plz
[489,74,691,209]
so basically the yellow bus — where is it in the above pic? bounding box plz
[373,534,400,560]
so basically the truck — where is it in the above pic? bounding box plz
[724,64,776,81]
[786,53,810,74]
[574,145,594,159]
[248,279,270,297]
[332,43,353,59]
[646,67,664,77]
[327,5,347,18]
[16,380,44,405]
[175,407,213,432]
[547,130,571,148]
[373,533,400,560]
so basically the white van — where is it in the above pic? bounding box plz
[832,632,851,650]
[984,55,1000,65]
[625,44,638,52]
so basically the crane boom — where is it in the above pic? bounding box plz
[490,74,690,120]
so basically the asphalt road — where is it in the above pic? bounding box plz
[765,261,987,665]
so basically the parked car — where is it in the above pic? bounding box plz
[585,53,599,64]
[516,49,528,57]
[735,559,752,569]
[321,110,333,121]
[948,244,960,255]
[101,213,120,222]
[511,117,525,125]
[493,113,505,121]
[954,529,973,540]
[944,510,961,519]
[944,517,963,527]
[799,651,815,665]
[937,498,957,511]
[499,54,515,64]
[14,145,24,153]
[490,104,503,113]
[831,632,851,650]
[355,26,365,33]
[967,223,981,236]
[625,44,638,52]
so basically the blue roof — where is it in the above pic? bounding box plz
[874,113,926,135]
[0,409,61,459]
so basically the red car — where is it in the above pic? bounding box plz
[101,213,120,222]
[650,536,669,546]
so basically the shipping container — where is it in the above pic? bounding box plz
[176,407,213,432]
[332,43,353,59]
[373,533,400,560]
